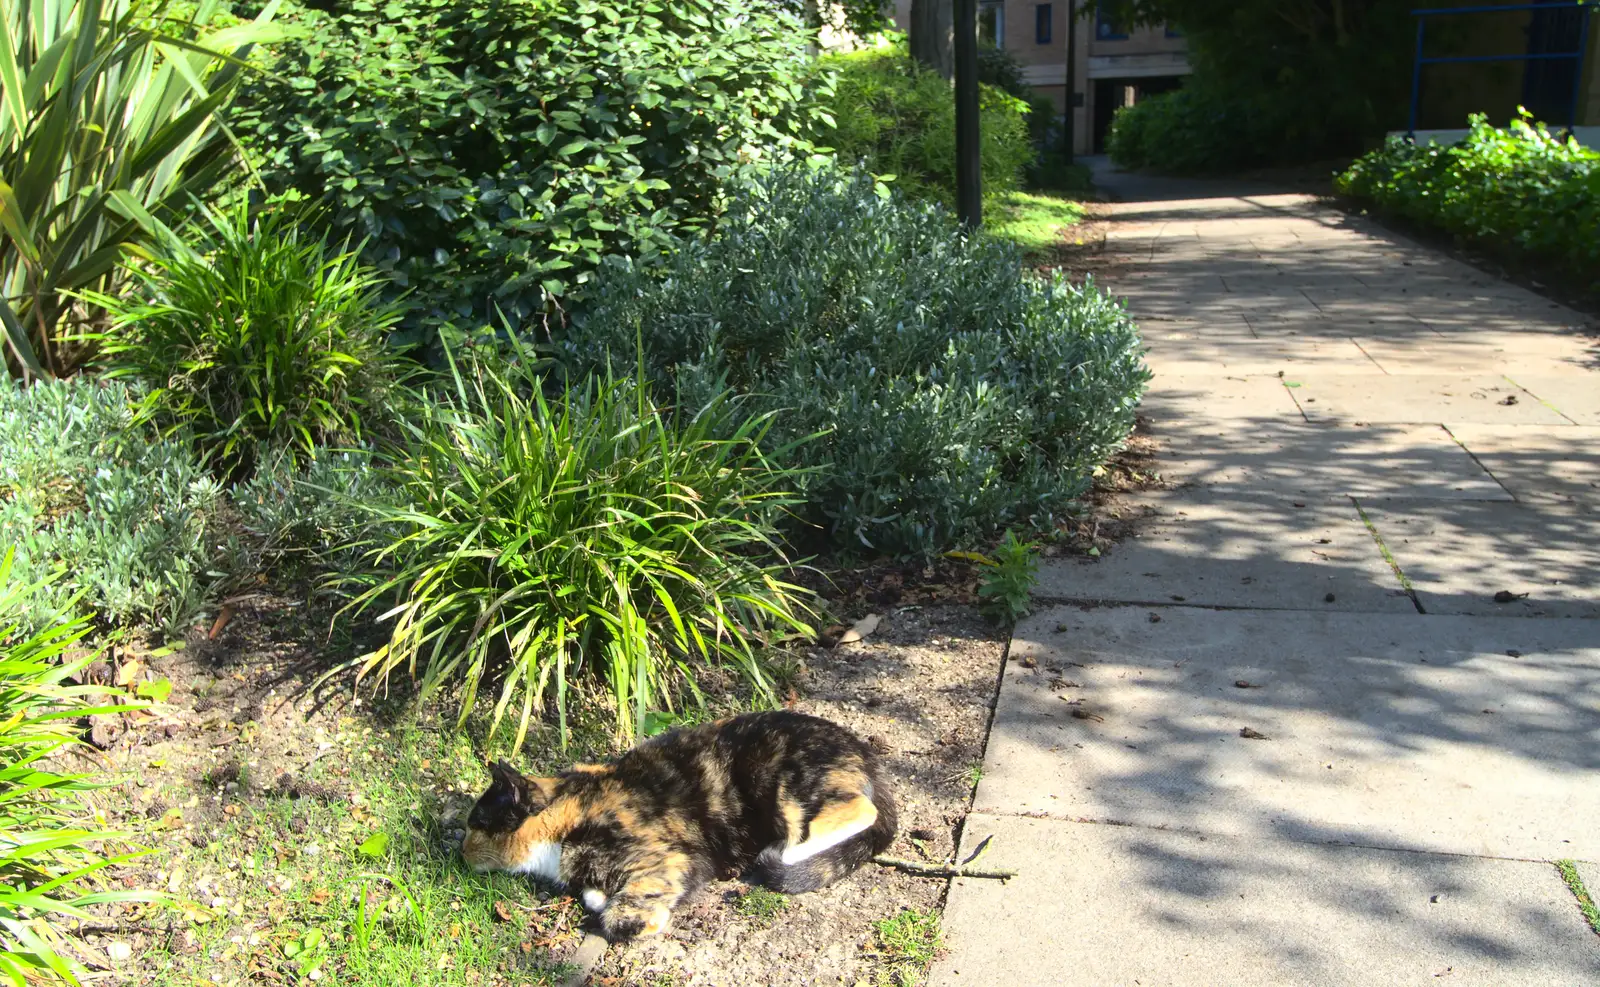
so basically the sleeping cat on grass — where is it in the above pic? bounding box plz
[461,710,897,940]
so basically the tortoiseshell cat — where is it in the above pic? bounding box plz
[461,710,896,939]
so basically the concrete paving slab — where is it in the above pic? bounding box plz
[1354,331,1600,376]
[932,815,1600,987]
[1035,492,1410,611]
[1142,327,1381,376]
[1153,420,1507,499]
[979,606,1600,859]
[1220,273,1368,291]
[1287,374,1571,425]
[1138,374,1305,422]
[1360,500,1600,617]
[1510,375,1600,425]
[1416,309,1590,334]
[1245,313,1439,338]
[1446,424,1600,507]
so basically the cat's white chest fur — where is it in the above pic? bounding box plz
[510,841,563,883]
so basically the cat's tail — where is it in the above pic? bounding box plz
[754,778,898,894]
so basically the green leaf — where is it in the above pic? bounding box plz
[357,831,389,857]
[136,678,173,703]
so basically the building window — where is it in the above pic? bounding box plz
[979,0,1005,48]
[1095,1,1127,40]
[1036,3,1053,44]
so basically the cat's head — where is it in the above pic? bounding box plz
[460,760,561,872]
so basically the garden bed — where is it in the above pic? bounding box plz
[71,588,1006,987]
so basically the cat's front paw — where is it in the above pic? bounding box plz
[600,901,672,940]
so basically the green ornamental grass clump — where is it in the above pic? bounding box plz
[1336,112,1600,290]
[89,202,407,475]
[335,347,816,748]
[562,165,1150,557]
[0,555,155,985]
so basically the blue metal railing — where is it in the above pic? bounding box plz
[1407,2,1593,138]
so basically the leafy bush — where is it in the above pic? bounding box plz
[90,202,407,475]
[1336,113,1600,290]
[821,37,1035,203]
[974,43,1058,146]
[1107,86,1261,173]
[231,445,400,578]
[0,377,232,632]
[334,348,815,747]
[1026,156,1095,195]
[973,531,1040,626]
[230,0,826,346]
[0,0,281,378]
[0,555,152,984]
[561,166,1150,557]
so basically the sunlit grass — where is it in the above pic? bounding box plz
[136,723,582,986]
[987,190,1087,257]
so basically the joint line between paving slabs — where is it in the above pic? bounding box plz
[1345,335,1390,374]
[942,632,1017,891]
[1350,498,1425,614]
[1501,372,1581,426]
[1027,595,1405,616]
[1440,423,1517,501]
[1555,860,1600,937]
[1280,379,1312,423]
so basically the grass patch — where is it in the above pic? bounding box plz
[135,723,584,985]
[1556,860,1600,936]
[872,907,943,986]
[733,886,789,927]
[988,190,1086,257]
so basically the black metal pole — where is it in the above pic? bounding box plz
[1062,0,1076,162]
[954,0,981,227]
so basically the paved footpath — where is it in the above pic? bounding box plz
[931,161,1600,986]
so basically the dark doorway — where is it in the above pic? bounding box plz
[1092,75,1183,152]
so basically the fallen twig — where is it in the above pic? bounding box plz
[871,854,1016,881]
[560,931,609,987]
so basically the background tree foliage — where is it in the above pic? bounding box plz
[1100,0,1413,169]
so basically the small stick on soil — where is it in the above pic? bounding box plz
[870,855,1016,881]
[560,932,609,987]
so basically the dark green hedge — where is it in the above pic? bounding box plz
[231,0,825,348]
[1336,114,1600,290]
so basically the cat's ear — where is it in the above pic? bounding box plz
[487,761,558,812]
[489,760,530,806]
[524,776,560,810]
